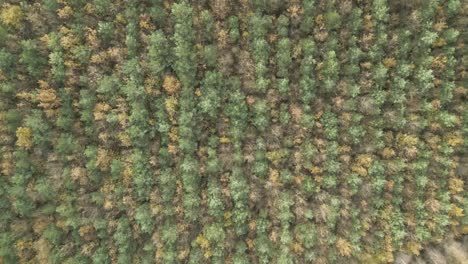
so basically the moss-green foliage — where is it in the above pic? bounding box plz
[0,1,466,263]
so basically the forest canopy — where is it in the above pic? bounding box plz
[0,0,466,263]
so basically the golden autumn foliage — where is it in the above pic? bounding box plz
[33,238,52,263]
[383,57,397,68]
[433,21,447,32]
[449,204,464,218]
[356,154,373,168]
[351,164,368,177]
[139,14,154,30]
[287,4,302,19]
[16,127,33,149]
[308,166,323,175]
[381,147,396,159]
[60,32,79,50]
[1,151,14,176]
[94,103,111,121]
[336,238,352,256]
[118,132,132,147]
[268,168,280,185]
[406,241,423,256]
[71,166,87,185]
[360,61,372,70]
[168,127,179,142]
[195,234,213,258]
[217,29,229,47]
[433,38,447,47]
[36,81,59,117]
[194,88,202,97]
[396,133,419,147]
[78,225,95,240]
[165,96,178,122]
[365,251,394,264]
[446,132,463,147]
[219,136,230,143]
[57,6,73,19]
[163,75,181,95]
[290,104,303,122]
[14,239,33,255]
[96,148,112,171]
[122,165,133,187]
[291,242,304,254]
[195,234,210,249]
[432,55,447,70]
[448,178,464,194]
[266,150,286,166]
[1,4,23,28]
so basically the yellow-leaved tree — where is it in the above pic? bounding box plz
[1,4,22,28]
[16,127,32,149]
